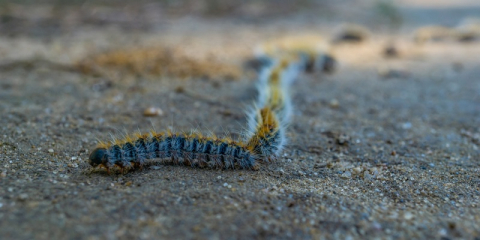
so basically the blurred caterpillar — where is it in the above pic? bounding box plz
[243,57,300,160]
[251,34,337,74]
[88,39,312,173]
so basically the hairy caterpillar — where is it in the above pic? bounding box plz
[253,34,337,74]
[89,131,260,172]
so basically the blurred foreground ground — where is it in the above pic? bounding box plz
[0,0,479,239]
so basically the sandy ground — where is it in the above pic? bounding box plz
[0,1,479,239]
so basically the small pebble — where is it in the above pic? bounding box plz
[336,134,350,145]
[401,122,412,130]
[67,163,78,168]
[143,107,164,117]
[352,167,363,174]
[175,86,185,93]
[18,193,28,201]
[48,149,54,153]
[329,99,340,109]
[192,225,202,232]
[341,171,352,178]
[333,24,370,43]
[372,222,382,230]
[404,212,413,220]
[383,44,399,58]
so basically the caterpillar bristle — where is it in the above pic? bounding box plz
[96,141,108,149]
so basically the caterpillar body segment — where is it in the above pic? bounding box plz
[88,131,258,172]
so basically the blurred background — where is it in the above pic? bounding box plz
[0,0,479,81]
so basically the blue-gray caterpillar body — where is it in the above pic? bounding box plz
[89,132,259,171]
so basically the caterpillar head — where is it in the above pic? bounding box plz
[89,148,108,167]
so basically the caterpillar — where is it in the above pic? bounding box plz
[89,131,260,172]
[88,39,309,173]
[253,34,337,74]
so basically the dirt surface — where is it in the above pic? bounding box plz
[0,0,479,239]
